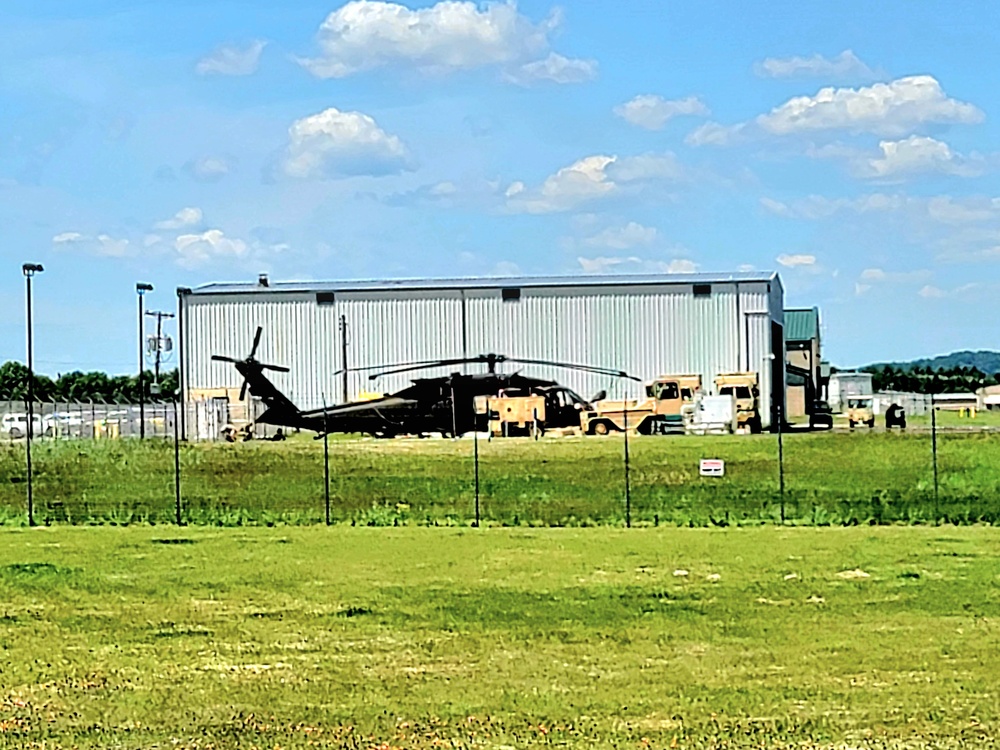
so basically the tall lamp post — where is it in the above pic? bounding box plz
[23,263,43,527]
[136,283,153,438]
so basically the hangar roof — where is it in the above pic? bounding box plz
[185,271,779,296]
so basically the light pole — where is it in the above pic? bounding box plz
[23,263,43,527]
[136,283,153,438]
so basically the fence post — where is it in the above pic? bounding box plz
[778,403,785,524]
[624,399,631,528]
[931,394,939,523]
[173,397,182,525]
[473,421,480,527]
[322,395,330,526]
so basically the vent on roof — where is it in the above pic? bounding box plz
[693,283,711,297]
[316,291,336,305]
[501,287,521,302]
[258,273,269,288]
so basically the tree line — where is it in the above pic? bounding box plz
[860,364,999,394]
[0,361,179,402]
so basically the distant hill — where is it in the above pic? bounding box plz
[865,350,1000,374]
[851,350,1000,394]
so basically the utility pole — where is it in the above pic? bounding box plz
[339,315,348,403]
[144,310,175,383]
[136,283,153,438]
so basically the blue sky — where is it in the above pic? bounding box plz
[2,0,999,374]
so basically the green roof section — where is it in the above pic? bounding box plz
[785,308,819,342]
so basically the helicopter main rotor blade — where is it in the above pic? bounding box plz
[506,356,640,381]
[332,358,455,377]
[249,326,263,359]
[368,356,487,380]
[259,363,290,373]
[211,355,240,363]
[239,378,249,402]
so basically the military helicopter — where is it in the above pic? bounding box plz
[212,326,637,438]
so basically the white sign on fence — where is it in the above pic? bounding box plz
[699,459,725,477]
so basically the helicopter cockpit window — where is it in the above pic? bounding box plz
[681,387,694,401]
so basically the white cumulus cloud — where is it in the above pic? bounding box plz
[53,232,131,257]
[685,121,745,147]
[196,40,267,76]
[52,232,85,243]
[758,75,983,137]
[280,107,411,179]
[615,95,709,130]
[690,76,983,146]
[754,50,875,80]
[864,135,985,179]
[582,222,658,251]
[298,0,560,78]
[155,207,204,230]
[506,153,683,214]
[776,253,816,267]
[504,52,597,85]
[174,229,248,269]
[918,284,946,298]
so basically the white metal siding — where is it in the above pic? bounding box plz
[181,277,784,431]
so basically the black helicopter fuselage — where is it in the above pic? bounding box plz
[249,367,580,438]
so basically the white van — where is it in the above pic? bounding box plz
[1,413,43,439]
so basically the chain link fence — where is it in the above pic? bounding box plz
[0,421,998,527]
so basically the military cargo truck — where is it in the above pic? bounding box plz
[714,372,762,433]
[581,374,701,435]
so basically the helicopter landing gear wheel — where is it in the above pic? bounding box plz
[592,421,610,436]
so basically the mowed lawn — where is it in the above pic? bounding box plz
[1,526,998,748]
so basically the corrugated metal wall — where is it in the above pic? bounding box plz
[181,279,783,433]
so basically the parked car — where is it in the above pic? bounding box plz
[43,412,84,438]
[1,413,43,439]
[809,400,834,430]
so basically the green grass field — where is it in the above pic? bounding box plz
[1,431,999,527]
[1,525,997,748]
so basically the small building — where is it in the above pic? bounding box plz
[784,307,826,418]
[829,372,873,413]
[931,393,979,411]
[977,384,1000,411]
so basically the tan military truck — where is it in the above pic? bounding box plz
[581,374,701,435]
[714,372,762,433]
[846,395,875,429]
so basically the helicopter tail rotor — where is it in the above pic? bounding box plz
[212,326,290,400]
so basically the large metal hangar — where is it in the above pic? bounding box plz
[177,271,786,435]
